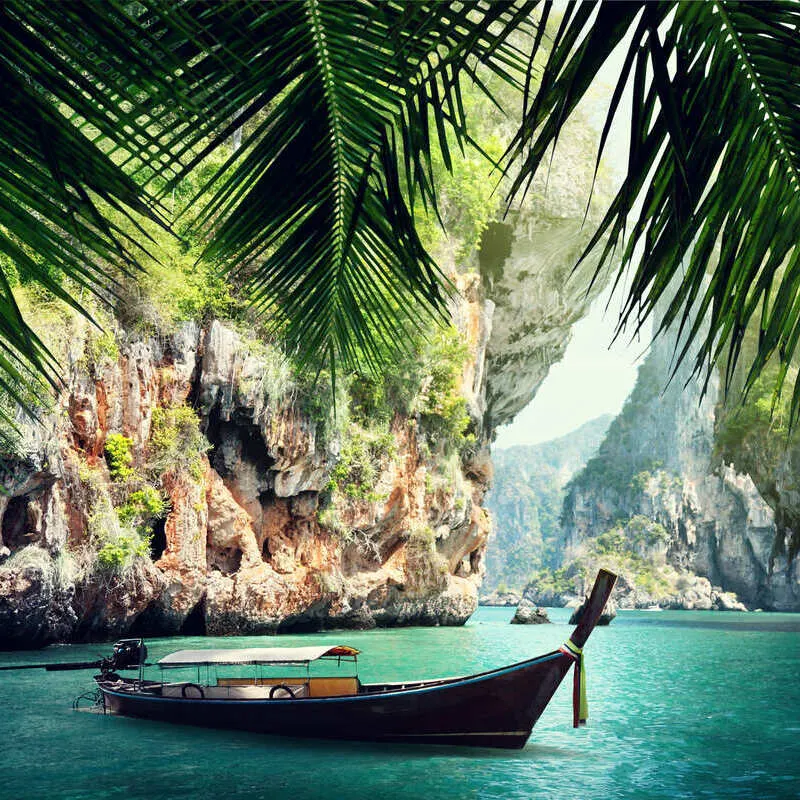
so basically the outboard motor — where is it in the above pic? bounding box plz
[0,638,148,678]
[98,639,148,679]
[110,639,148,670]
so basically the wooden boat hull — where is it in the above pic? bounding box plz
[97,570,618,749]
[98,651,573,749]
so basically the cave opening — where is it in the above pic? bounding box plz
[205,408,276,480]
[128,602,166,636]
[180,596,207,636]
[238,420,276,469]
[208,546,242,575]
[469,548,481,575]
[1,496,32,552]
[150,517,167,560]
[277,611,326,634]
[204,402,225,474]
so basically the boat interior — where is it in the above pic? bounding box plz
[98,640,570,701]
[159,676,360,699]
[102,644,376,700]
[107,674,463,700]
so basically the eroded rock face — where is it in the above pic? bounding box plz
[517,585,579,609]
[0,314,492,645]
[480,216,610,435]
[479,589,521,607]
[0,547,76,649]
[557,307,800,611]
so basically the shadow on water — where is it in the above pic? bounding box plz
[104,711,581,762]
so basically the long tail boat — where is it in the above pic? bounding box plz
[4,570,616,749]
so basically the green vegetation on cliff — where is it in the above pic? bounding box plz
[485,415,611,591]
[715,328,800,559]
[105,434,135,482]
[567,354,671,497]
[715,319,798,490]
[149,405,210,481]
[529,515,680,603]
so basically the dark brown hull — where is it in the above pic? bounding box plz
[98,651,573,749]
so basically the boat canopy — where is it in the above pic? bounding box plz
[157,645,359,668]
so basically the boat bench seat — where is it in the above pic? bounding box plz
[161,683,308,699]
[215,676,359,697]
[307,677,359,697]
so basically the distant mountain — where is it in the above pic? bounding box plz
[484,414,612,592]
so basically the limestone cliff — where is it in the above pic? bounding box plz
[557,316,800,611]
[0,308,491,647]
[483,415,612,593]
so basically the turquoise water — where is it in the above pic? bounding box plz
[1,607,799,800]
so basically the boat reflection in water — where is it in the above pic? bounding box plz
[94,569,616,749]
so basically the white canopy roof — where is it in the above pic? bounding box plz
[158,645,359,668]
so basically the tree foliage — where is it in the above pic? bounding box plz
[120,0,535,374]
[0,0,176,430]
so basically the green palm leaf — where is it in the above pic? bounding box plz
[507,0,800,418]
[7,0,800,440]
[140,0,535,371]
[0,0,183,438]
[1,0,535,437]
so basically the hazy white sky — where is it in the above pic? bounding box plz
[493,287,651,449]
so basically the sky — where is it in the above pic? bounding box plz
[493,287,651,449]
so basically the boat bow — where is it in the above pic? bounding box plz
[559,568,617,727]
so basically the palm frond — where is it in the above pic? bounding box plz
[0,0,181,438]
[507,1,800,419]
[139,0,536,372]
[1,0,537,429]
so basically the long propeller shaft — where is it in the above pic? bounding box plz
[0,660,101,671]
